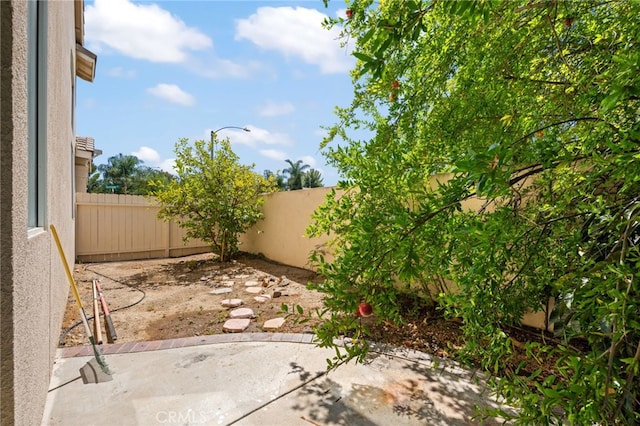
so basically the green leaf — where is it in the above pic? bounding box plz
[352,52,375,63]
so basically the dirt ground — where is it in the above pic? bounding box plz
[61,252,330,346]
[61,251,570,392]
[62,251,465,358]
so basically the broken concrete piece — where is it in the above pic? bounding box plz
[244,280,259,287]
[229,307,254,319]
[273,287,293,297]
[223,318,250,333]
[279,278,290,287]
[262,277,277,287]
[220,280,235,287]
[210,288,232,295]
[263,317,286,331]
[245,287,262,294]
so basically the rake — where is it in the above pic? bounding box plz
[50,224,111,376]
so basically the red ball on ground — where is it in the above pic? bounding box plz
[358,302,373,317]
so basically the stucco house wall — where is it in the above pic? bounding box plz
[0,1,93,425]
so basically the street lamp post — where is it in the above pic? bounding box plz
[210,126,250,158]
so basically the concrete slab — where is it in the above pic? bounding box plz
[42,336,515,426]
[210,288,232,295]
[245,287,262,294]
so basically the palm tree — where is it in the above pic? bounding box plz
[98,154,143,194]
[304,169,324,188]
[283,159,310,190]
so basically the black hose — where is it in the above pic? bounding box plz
[58,266,146,346]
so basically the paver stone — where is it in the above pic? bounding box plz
[223,318,250,333]
[263,317,286,331]
[221,299,243,308]
[229,307,254,319]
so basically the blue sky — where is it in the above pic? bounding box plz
[78,0,356,186]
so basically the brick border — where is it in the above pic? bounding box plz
[57,333,318,358]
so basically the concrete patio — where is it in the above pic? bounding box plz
[42,333,514,425]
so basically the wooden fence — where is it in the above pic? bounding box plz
[75,193,210,262]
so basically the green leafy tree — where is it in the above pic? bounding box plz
[86,161,103,192]
[128,166,175,195]
[97,154,143,194]
[153,137,277,262]
[310,1,640,424]
[283,159,310,190]
[89,155,175,195]
[304,169,324,188]
[264,169,287,191]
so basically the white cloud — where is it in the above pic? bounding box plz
[147,84,195,106]
[260,149,288,162]
[235,7,353,74]
[132,146,161,163]
[106,67,137,79]
[130,147,176,175]
[220,125,292,148]
[189,58,266,80]
[158,159,177,174]
[301,155,317,168]
[85,0,212,63]
[258,101,295,117]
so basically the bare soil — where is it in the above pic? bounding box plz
[61,252,329,346]
[62,252,464,356]
[62,252,559,383]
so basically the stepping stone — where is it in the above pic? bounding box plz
[209,288,232,295]
[221,298,243,308]
[245,287,262,294]
[221,280,235,287]
[229,307,254,319]
[254,296,269,303]
[244,280,259,287]
[223,318,250,333]
[263,317,286,331]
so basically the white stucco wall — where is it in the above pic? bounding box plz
[0,1,77,425]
